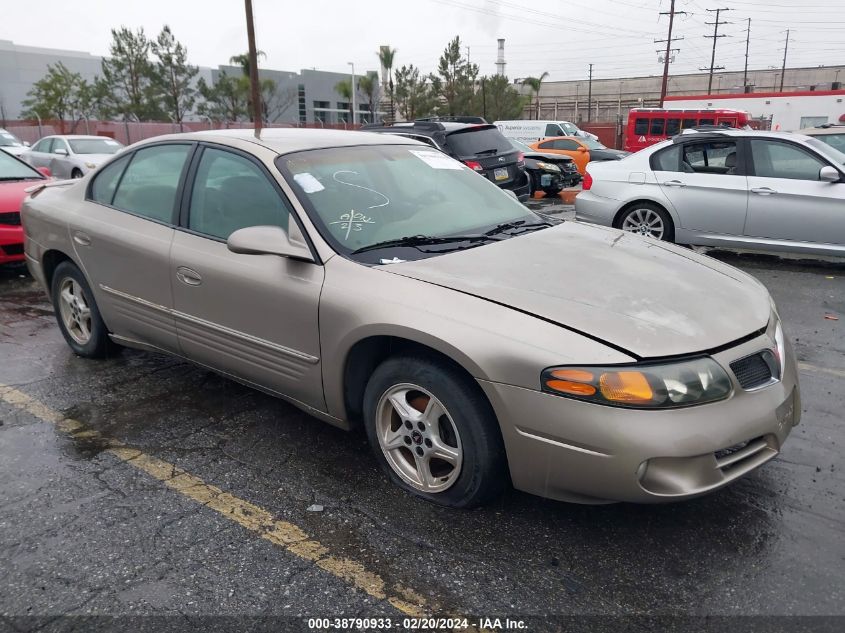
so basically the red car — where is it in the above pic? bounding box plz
[0,150,50,265]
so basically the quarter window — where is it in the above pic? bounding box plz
[634,118,648,135]
[111,144,191,223]
[652,145,681,172]
[187,147,290,240]
[552,139,581,151]
[750,140,827,181]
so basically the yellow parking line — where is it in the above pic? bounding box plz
[798,362,845,380]
[0,384,427,617]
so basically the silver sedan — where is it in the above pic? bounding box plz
[575,129,845,257]
[23,135,124,179]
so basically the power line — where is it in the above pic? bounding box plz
[701,7,731,93]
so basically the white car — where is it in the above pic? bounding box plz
[575,129,845,258]
[494,119,599,144]
[22,135,124,179]
[0,129,29,157]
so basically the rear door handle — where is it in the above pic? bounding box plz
[751,187,777,195]
[663,180,686,187]
[176,266,202,286]
[72,231,91,246]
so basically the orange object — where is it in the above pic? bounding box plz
[599,371,654,404]
[545,380,597,396]
[529,136,591,174]
[550,368,595,382]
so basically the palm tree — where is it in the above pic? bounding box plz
[335,79,354,124]
[377,46,397,122]
[522,72,549,120]
[356,71,380,123]
[229,51,266,78]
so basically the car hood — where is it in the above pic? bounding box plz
[1,146,28,157]
[0,179,42,212]
[384,222,770,359]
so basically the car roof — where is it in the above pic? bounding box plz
[44,135,113,140]
[134,128,425,154]
[800,126,845,135]
[671,129,816,143]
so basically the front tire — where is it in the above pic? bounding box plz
[363,355,507,508]
[617,202,675,242]
[51,261,117,358]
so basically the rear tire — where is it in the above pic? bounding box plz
[51,261,118,358]
[71,168,83,179]
[617,202,675,242]
[363,355,507,508]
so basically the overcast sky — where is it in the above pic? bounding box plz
[2,0,844,82]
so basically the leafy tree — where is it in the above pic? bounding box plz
[151,25,198,130]
[101,26,162,120]
[394,64,437,121]
[229,51,268,122]
[474,75,526,122]
[197,70,248,123]
[356,71,380,123]
[378,46,397,122]
[21,62,95,132]
[432,36,478,116]
[521,72,550,120]
[261,79,296,123]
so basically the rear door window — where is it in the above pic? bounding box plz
[446,127,513,158]
[681,141,738,175]
[33,138,53,153]
[112,144,192,223]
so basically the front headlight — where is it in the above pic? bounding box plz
[535,161,561,173]
[541,357,732,408]
[84,162,97,169]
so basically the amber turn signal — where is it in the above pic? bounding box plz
[599,371,654,404]
[545,379,597,396]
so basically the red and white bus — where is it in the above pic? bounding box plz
[624,108,751,152]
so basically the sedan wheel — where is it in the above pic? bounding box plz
[71,169,84,179]
[619,203,674,242]
[375,383,463,493]
[58,277,92,345]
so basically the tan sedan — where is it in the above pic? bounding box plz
[22,129,800,507]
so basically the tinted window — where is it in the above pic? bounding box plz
[650,119,665,135]
[112,144,191,223]
[681,118,697,129]
[682,141,738,175]
[634,118,648,135]
[699,118,715,126]
[552,139,581,151]
[537,141,555,150]
[90,154,131,205]
[446,127,512,157]
[545,124,563,136]
[750,140,826,180]
[33,138,53,153]
[652,145,681,172]
[188,147,290,240]
[666,118,681,136]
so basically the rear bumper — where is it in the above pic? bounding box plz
[574,190,618,226]
[0,224,25,264]
[479,331,799,504]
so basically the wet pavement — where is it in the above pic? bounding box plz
[1,205,844,629]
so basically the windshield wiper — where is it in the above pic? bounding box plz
[351,234,500,255]
[483,219,552,236]
[0,177,35,181]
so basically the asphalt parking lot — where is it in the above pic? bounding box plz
[1,199,844,631]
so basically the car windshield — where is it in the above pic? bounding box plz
[807,137,845,166]
[0,131,24,147]
[445,127,513,157]
[560,122,579,136]
[809,133,845,156]
[582,137,608,150]
[278,144,540,261]
[0,148,43,180]
[68,138,123,155]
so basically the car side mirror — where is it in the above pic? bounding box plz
[227,225,315,262]
[577,146,587,153]
[819,165,841,182]
[54,148,68,156]
[36,167,52,178]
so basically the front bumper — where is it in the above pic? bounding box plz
[0,224,25,264]
[479,331,799,504]
[573,190,619,227]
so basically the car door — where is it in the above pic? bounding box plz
[49,138,72,179]
[744,138,845,249]
[27,138,53,168]
[72,143,194,352]
[652,139,749,236]
[170,144,325,409]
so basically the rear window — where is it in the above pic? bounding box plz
[446,127,514,157]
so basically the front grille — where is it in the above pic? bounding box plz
[730,351,777,389]
[0,211,21,226]
[714,436,771,473]
[2,243,24,255]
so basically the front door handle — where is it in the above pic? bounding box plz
[751,187,777,195]
[663,180,686,187]
[72,231,91,246]
[176,266,202,286]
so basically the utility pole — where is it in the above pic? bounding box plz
[702,8,731,95]
[656,0,686,105]
[743,18,751,92]
[587,63,593,122]
[466,46,471,65]
[780,29,790,92]
[244,0,262,137]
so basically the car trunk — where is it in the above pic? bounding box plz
[447,126,522,187]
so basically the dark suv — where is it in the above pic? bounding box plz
[361,121,530,200]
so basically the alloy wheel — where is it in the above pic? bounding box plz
[58,277,92,345]
[375,383,463,493]
[622,208,665,239]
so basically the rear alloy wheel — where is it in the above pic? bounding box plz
[619,203,674,242]
[51,261,118,358]
[71,168,84,179]
[363,355,507,507]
